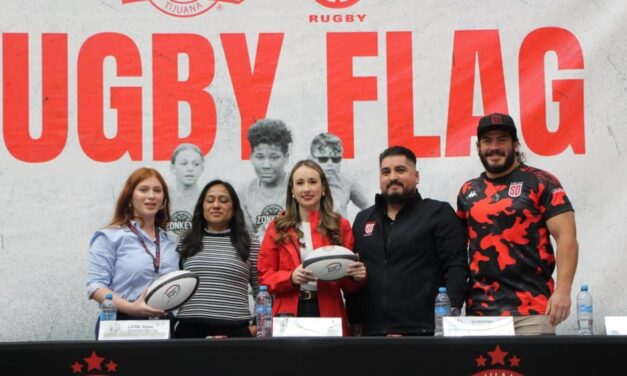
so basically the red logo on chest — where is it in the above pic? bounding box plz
[508,182,523,198]
[364,221,376,236]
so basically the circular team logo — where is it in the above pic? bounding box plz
[148,0,229,18]
[168,210,193,236]
[316,0,360,9]
[256,204,283,225]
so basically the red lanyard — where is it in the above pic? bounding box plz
[128,224,161,273]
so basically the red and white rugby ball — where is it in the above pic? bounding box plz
[145,270,199,311]
[303,245,357,281]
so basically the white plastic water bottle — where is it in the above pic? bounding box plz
[255,285,273,337]
[434,287,451,336]
[577,284,593,335]
[100,293,117,321]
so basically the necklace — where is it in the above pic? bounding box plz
[490,184,508,203]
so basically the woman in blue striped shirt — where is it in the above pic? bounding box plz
[174,179,260,338]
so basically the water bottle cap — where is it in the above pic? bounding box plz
[438,287,447,293]
[260,285,268,291]
[105,293,113,299]
[580,284,588,291]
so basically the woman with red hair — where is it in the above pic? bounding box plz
[87,168,180,332]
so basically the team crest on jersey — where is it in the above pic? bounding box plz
[364,221,376,236]
[508,182,523,197]
[122,0,244,18]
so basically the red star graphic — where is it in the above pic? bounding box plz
[487,345,509,366]
[509,354,521,367]
[106,359,118,372]
[84,351,105,371]
[475,354,487,367]
[70,361,83,373]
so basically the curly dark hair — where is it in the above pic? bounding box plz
[247,119,293,154]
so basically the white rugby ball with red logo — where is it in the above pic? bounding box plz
[145,270,199,311]
[303,245,357,281]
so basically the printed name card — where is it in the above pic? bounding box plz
[272,317,342,337]
[98,320,170,340]
[605,316,627,335]
[443,316,515,336]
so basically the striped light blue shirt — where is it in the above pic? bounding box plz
[87,221,179,302]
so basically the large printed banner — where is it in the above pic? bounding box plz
[1,0,626,341]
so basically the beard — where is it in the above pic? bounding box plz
[382,181,416,204]
[479,148,517,175]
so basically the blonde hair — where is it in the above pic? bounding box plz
[273,160,343,246]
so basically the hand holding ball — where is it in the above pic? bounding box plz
[145,271,199,311]
[303,246,358,281]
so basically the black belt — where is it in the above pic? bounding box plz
[299,290,317,301]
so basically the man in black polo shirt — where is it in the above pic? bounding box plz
[456,113,579,335]
[346,146,468,336]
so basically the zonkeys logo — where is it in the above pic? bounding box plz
[122,0,244,18]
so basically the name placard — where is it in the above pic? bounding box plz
[98,320,170,340]
[605,316,627,335]
[443,316,515,336]
[272,317,342,337]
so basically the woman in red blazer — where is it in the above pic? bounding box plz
[257,160,366,336]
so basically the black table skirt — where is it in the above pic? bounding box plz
[1,335,624,375]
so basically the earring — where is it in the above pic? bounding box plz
[322,192,325,196]
[128,202,132,208]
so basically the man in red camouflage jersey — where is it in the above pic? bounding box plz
[456,113,579,335]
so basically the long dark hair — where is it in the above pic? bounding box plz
[109,167,171,229]
[273,160,343,246]
[178,180,251,261]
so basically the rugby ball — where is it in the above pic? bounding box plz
[145,270,199,311]
[303,245,357,281]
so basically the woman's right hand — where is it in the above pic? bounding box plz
[291,264,317,285]
[126,291,166,318]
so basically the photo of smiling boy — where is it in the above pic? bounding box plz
[241,119,293,241]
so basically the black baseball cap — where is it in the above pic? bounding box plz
[477,113,518,141]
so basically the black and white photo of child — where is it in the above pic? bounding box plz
[167,143,205,236]
[240,119,293,241]
[310,133,369,219]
